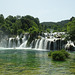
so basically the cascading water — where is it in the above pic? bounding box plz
[38,38,44,49]
[0,32,74,50]
[16,36,20,47]
[0,38,7,48]
[33,36,64,50]
[35,39,40,49]
[44,39,48,49]
[22,35,26,43]
[19,40,28,48]
[8,38,13,48]
[6,34,28,48]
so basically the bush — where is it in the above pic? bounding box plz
[48,50,70,61]
[60,49,70,58]
[48,51,53,56]
[51,51,66,61]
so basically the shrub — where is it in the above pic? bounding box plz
[48,51,53,56]
[51,51,66,61]
[48,49,70,61]
[60,49,70,58]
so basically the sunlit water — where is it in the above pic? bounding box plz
[0,49,75,75]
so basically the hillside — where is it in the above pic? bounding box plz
[41,20,69,32]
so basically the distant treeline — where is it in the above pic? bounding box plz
[41,20,69,32]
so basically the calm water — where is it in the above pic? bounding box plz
[0,49,75,75]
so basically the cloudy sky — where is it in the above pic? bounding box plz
[0,0,75,22]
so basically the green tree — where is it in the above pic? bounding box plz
[0,14,4,23]
[17,29,24,35]
[27,26,39,46]
[6,15,16,23]
[66,17,75,42]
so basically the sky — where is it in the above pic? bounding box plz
[0,0,75,22]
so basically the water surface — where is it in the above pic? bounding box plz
[0,49,75,75]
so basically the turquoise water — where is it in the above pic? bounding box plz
[0,49,75,75]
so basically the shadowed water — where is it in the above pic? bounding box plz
[0,49,75,75]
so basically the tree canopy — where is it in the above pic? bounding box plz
[66,17,75,42]
[0,14,41,37]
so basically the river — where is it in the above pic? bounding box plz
[0,49,75,75]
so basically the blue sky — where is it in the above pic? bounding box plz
[0,0,75,22]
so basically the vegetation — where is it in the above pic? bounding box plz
[41,20,69,32]
[0,14,75,46]
[60,49,70,58]
[0,14,70,38]
[48,51,52,56]
[48,50,70,61]
[66,17,75,42]
[0,14,42,37]
[51,51,66,61]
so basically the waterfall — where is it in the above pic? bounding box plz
[38,38,44,49]
[8,38,12,48]
[22,35,26,43]
[0,39,7,48]
[46,41,51,50]
[17,39,20,47]
[0,32,70,51]
[3,37,66,50]
[13,39,16,48]
[44,39,48,49]
[17,34,28,48]
[34,37,59,50]
[35,39,40,49]
[30,40,34,48]
[19,40,28,48]
[16,36,20,47]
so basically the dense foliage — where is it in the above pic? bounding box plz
[0,14,43,38]
[66,17,75,42]
[52,51,66,61]
[48,50,70,61]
